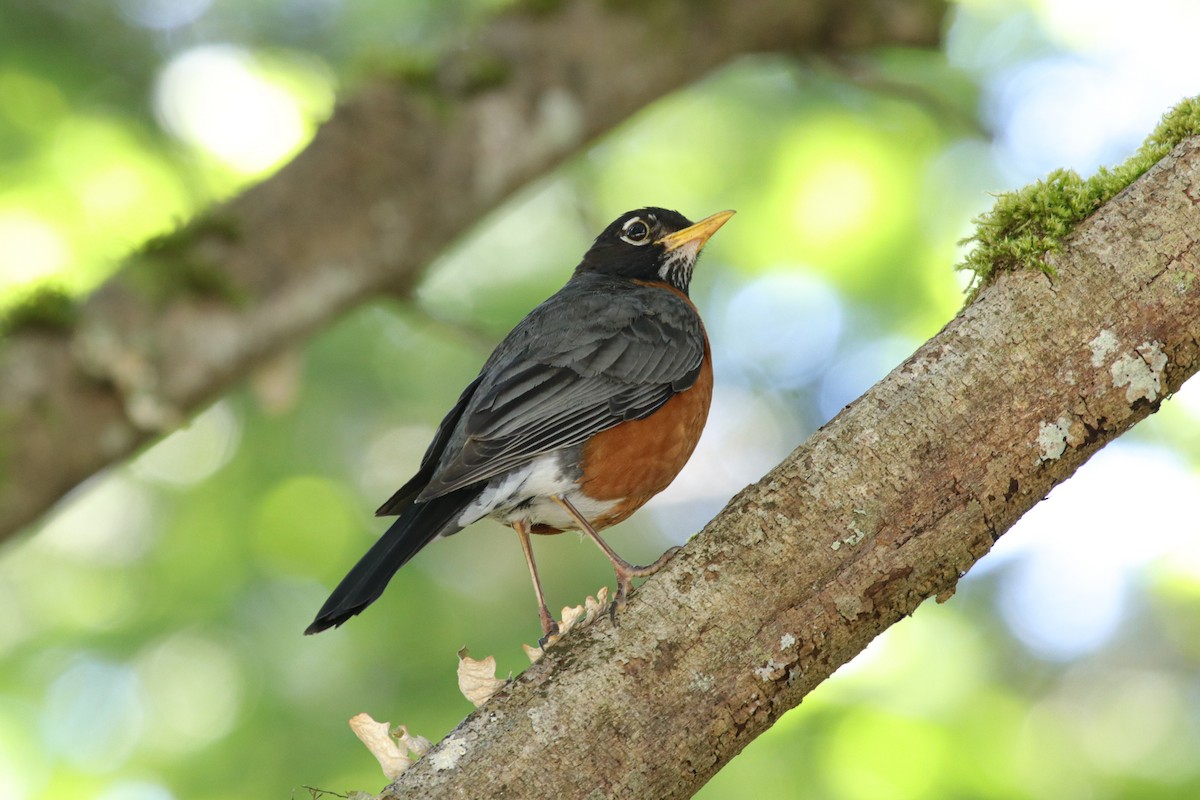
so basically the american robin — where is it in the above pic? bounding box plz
[306,207,733,639]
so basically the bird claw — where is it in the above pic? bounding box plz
[537,617,560,648]
[608,580,631,627]
[607,546,683,627]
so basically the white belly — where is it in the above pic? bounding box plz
[452,451,619,531]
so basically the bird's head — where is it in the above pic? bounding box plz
[575,207,735,293]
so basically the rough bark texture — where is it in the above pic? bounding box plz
[377,138,1200,799]
[0,0,945,542]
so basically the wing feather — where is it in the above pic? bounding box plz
[416,277,705,500]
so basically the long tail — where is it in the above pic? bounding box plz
[304,488,475,634]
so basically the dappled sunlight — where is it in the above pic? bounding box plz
[978,443,1200,659]
[35,475,155,566]
[0,114,189,294]
[0,41,334,308]
[154,45,330,176]
[253,475,359,577]
[131,401,242,487]
[766,116,921,281]
[135,632,244,754]
[817,334,919,421]
[718,270,844,389]
[790,155,885,248]
[41,658,144,771]
[358,424,438,502]
[116,0,211,30]
[0,211,71,290]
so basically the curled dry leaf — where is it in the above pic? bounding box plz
[396,724,432,758]
[348,713,412,781]
[457,647,507,708]
[522,641,543,663]
[582,586,610,626]
[523,587,610,663]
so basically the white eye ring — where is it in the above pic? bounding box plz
[620,217,651,246]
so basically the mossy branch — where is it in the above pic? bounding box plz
[958,95,1200,300]
[0,285,79,339]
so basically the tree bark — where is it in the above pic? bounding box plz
[376,137,1200,799]
[0,0,944,542]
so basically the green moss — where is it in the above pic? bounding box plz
[383,55,440,92]
[0,285,79,338]
[958,95,1200,300]
[127,253,248,306]
[131,212,248,306]
[141,210,242,255]
[602,0,667,10]
[459,54,510,95]
[374,44,509,98]
[514,0,567,14]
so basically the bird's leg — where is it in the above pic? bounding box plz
[552,495,682,624]
[514,520,559,645]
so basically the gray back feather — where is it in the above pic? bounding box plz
[416,273,705,500]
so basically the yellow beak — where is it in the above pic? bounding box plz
[658,210,736,253]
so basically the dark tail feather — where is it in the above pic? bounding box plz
[305,489,475,634]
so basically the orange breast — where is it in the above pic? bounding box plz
[576,287,712,529]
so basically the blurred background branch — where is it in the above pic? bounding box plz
[0,0,945,543]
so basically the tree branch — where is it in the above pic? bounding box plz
[0,0,945,542]
[377,137,1200,798]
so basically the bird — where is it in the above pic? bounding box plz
[305,207,734,640]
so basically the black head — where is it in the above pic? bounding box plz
[575,207,735,293]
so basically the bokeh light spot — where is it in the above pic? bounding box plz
[791,157,881,244]
[768,116,913,275]
[0,707,49,800]
[253,476,357,575]
[979,443,1200,660]
[132,401,242,487]
[0,70,69,135]
[1067,668,1196,778]
[154,45,324,175]
[117,0,210,30]
[136,632,244,754]
[823,710,949,800]
[817,335,919,421]
[0,211,71,289]
[37,474,154,566]
[97,781,176,800]
[359,424,436,502]
[719,270,843,388]
[41,658,144,772]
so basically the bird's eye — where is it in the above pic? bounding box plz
[620,218,651,245]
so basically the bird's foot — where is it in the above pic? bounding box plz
[537,611,560,648]
[608,579,630,627]
[628,545,683,577]
[607,545,684,626]
[525,587,611,662]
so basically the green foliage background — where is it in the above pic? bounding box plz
[2,1,1199,798]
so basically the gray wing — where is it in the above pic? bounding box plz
[416,278,705,500]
